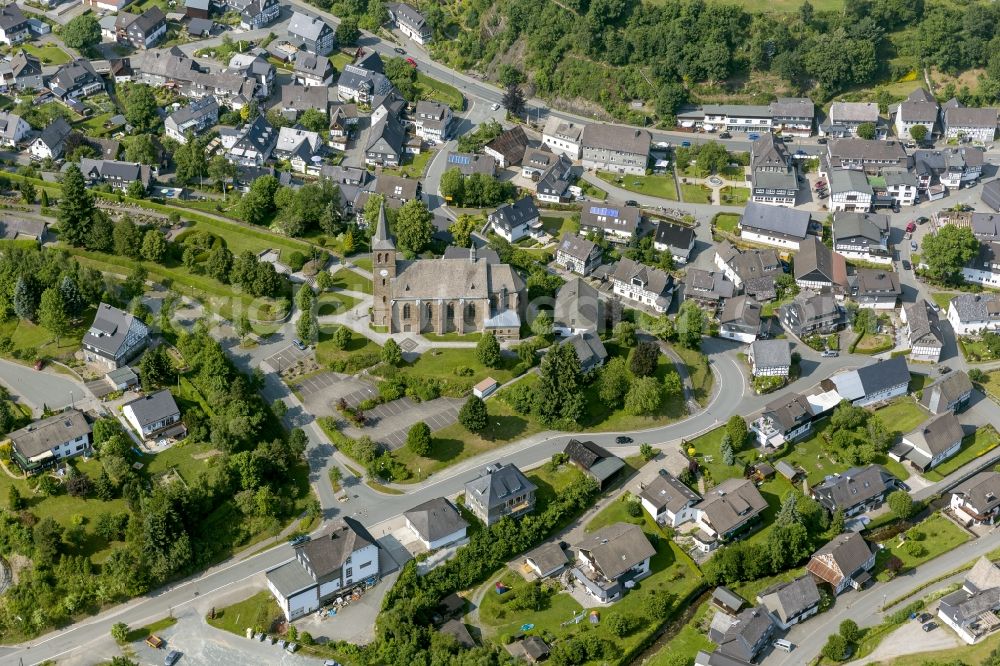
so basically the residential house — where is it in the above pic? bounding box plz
[0,111,29,147]
[901,300,944,362]
[389,2,432,44]
[185,0,210,19]
[683,268,736,312]
[675,99,814,136]
[826,139,909,173]
[824,102,881,137]
[413,101,453,143]
[8,51,41,89]
[920,371,974,415]
[580,124,650,176]
[521,147,559,179]
[507,637,550,663]
[748,339,791,377]
[847,268,901,309]
[712,587,747,615]
[780,290,844,338]
[771,97,816,136]
[464,463,536,526]
[984,180,1000,212]
[365,113,405,167]
[0,4,30,45]
[794,235,847,292]
[224,114,277,167]
[937,210,1000,241]
[951,473,1000,527]
[694,478,768,545]
[738,201,812,250]
[130,48,257,109]
[82,302,149,369]
[231,0,279,29]
[227,54,274,100]
[829,356,910,407]
[372,173,419,205]
[279,84,329,118]
[48,59,104,101]
[609,257,674,314]
[694,651,756,666]
[943,101,999,142]
[828,168,874,213]
[757,576,821,630]
[556,233,602,276]
[0,218,45,242]
[564,439,624,489]
[536,153,574,203]
[337,63,392,104]
[265,518,379,620]
[287,12,335,56]
[403,497,468,550]
[553,278,604,336]
[894,88,938,139]
[718,295,764,343]
[293,51,335,87]
[84,0,134,13]
[962,240,1000,288]
[891,412,964,472]
[523,542,569,579]
[7,410,91,474]
[640,470,701,528]
[165,97,219,143]
[123,389,185,440]
[811,465,902,517]
[328,104,358,150]
[750,392,814,448]
[123,7,166,49]
[653,220,695,264]
[938,557,1000,645]
[443,151,495,177]
[880,168,919,207]
[484,126,529,168]
[947,292,1000,335]
[807,532,876,595]
[566,331,608,373]
[714,241,783,301]
[711,607,776,663]
[579,204,640,243]
[749,134,798,207]
[697,104,773,133]
[79,158,152,192]
[274,126,324,172]
[573,522,656,602]
[542,117,584,159]
[186,17,214,37]
[833,212,891,264]
[488,196,539,243]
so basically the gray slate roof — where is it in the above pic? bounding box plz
[640,470,701,513]
[465,463,536,511]
[950,292,1000,323]
[611,257,673,300]
[757,575,820,625]
[524,541,568,575]
[581,124,650,156]
[287,11,332,42]
[811,465,899,512]
[83,302,148,357]
[749,339,791,369]
[856,355,909,397]
[953,472,1000,516]
[920,371,973,413]
[8,410,90,458]
[123,389,180,427]
[490,196,538,232]
[833,211,888,243]
[403,497,468,542]
[904,300,943,349]
[577,522,656,579]
[905,412,964,456]
[739,201,810,239]
[566,331,609,373]
[554,277,602,332]
[297,517,377,578]
[695,478,768,536]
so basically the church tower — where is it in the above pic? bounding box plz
[371,202,396,328]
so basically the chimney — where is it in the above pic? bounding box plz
[470,244,477,262]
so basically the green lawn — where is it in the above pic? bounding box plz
[208,590,282,635]
[530,463,588,512]
[478,572,585,640]
[930,292,957,311]
[423,331,482,342]
[924,426,1000,481]
[596,171,678,200]
[872,399,929,435]
[959,336,1000,363]
[874,512,971,580]
[314,327,381,368]
[579,180,608,200]
[317,291,361,316]
[680,183,712,204]
[383,149,434,179]
[330,51,354,71]
[21,43,71,65]
[981,370,1000,402]
[540,214,579,237]
[388,347,524,390]
[183,218,311,259]
[351,257,373,271]
[416,72,464,110]
[0,310,94,362]
[645,599,715,666]
[330,267,373,294]
[771,421,911,485]
[585,494,649,532]
[713,213,741,234]
[125,616,177,643]
[719,186,750,205]
[674,344,714,406]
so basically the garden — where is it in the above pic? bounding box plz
[719,186,750,205]
[711,213,740,235]
[596,171,678,200]
[923,425,1000,481]
[872,512,971,581]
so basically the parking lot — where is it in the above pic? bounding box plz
[294,371,346,397]
[263,344,311,374]
[346,397,462,450]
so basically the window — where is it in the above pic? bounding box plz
[345,567,352,578]
[403,304,411,319]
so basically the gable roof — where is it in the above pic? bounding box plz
[554,277,601,332]
[465,463,536,510]
[581,124,650,156]
[611,257,673,299]
[557,232,598,263]
[8,410,90,458]
[578,522,656,579]
[829,168,874,196]
[684,268,736,303]
[750,134,789,170]
[904,300,943,349]
[897,87,939,123]
[760,392,812,433]
[833,211,889,243]
[524,542,569,574]
[123,389,180,426]
[749,339,791,369]
[920,371,973,413]
[293,51,334,78]
[945,105,999,129]
[287,10,332,42]
[794,235,847,286]
[403,497,468,542]
[856,356,909,396]
[739,201,811,240]
[695,478,768,536]
[564,439,616,471]
[811,465,899,511]
[36,117,72,154]
[580,204,641,235]
[296,517,377,578]
[83,302,148,357]
[640,470,701,513]
[716,606,774,662]
[830,102,879,124]
[484,125,529,164]
[953,473,1000,517]
[904,412,964,456]
[808,532,874,586]
[654,220,695,250]
[490,196,538,232]
[757,575,820,625]
[719,295,761,330]
[850,268,901,299]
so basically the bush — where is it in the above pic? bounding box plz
[905,541,927,558]
[287,251,306,272]
[822,634,848,661]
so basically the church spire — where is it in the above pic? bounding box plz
[372,201,395,250]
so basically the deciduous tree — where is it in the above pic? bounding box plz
[476,331,502,368]
[459,395,488,433]
[394,200,434,256]
[406,422,431,456]
[624,376,663,415]
[921,225,979,284]
[38,287,69,345]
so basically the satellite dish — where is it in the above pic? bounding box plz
[311,156,322,163]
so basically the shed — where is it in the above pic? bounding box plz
[712,586,747,615]
[524,542,569,578]
[473,377,498,399]
[775,460,802,482]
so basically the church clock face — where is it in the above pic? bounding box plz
[380,269,389,277]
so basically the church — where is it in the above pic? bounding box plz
[371,204,527,339]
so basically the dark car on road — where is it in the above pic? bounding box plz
[394,47,406,54]
[719,132,731,139]
[902,259,911,270]
[625,200,639,207]
[616,436,633,444]
[165,651,182,666]
[922,622,938,632]
[681,141,691,147]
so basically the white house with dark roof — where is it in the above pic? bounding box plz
[609,257,674,313]
[757,575,821,630]
[78,158,152,193]
[564,439,623,489]
[952,473,1000,526]
[833,211,891,264]
[694,478,768,545]
[640,470,701,528]
[848,268,900,310]
[287,11,335,56]
[881,167,919,207]
[29,117,71,160]
[794,235,847,292]
[82,302,149,369]
[825,102,881,138]
[389,2,432,44]
[293,51,335,87]
[224,114,277,167]
[826,138,910,174]
[892,412,964,472]
[747,339,791,377]
[365,113,405,167]
[894,87,938,139]
[652,220,695,264]
[0,111,29,147]
[8,410,91,475]
[553,278,603,336]
[573,522,655,602]
[718,295,763,343]
[122,389,185,440]
[948,292,1000,335]
[683,268,735,312]
[566,332,608,374]
[751,392,815,448]
[810,465,902,516]
[542,116,583,159]
[829,356,910,407]
[488,196,539,242]
[828,169,874,213]
[710,606,776,663]
[524,542,569,579]
[580,124,650,175]
[484,126,529,168]
[714,241,783,301]
[579,203,640,243]
[413,101,453,143]
[403,497,468,550]
[943,101,999,142]
[555,233,602,276]
[0,4,30,45]
[444,151,495,177]
[921,371,974,415]
[807,532,876,595]
[165,96,219,143]
[737,201,811,250]
[779,290,843,339]
[266,518,379,620]
[464,463,536,526]
[749,134,798,206]
[938,556,1000,644]
[902,300,944,362]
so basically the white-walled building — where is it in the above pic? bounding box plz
[542,116,583,159]
[403,497,468,550]
[640,471,701,528]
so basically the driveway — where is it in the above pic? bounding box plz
[844,610,959,665]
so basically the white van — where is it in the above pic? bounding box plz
[773,639,794,652]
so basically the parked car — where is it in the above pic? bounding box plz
[917,216,929,224]
[817,137,828,144]
[615,436,633,444]
[814,180,826,189]
[821,350,839,357]
[681,141,691,147]
[293,339,307,351]
[902,259,911,270]
[796,149,806,156]
[405,57,417,67]
[625,200,639,207]
[922,622,938,632]
[165,651,182,666]
[719,131,731,139]
[748,133,760,141]
[289,535,310,546]
[146,635,165,649]
[491,102,500,110]
[917,613,933,623]
[940,366,952,374]
[906,221,917,233]
[393,47,406,54]
[911,240,918,251]
[818,193,828,199]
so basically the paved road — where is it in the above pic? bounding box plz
[0,358,91,414]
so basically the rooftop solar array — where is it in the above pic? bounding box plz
[589,206,619,217]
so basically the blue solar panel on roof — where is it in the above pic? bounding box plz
[589,206,619,217]
[448,154,472,165]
